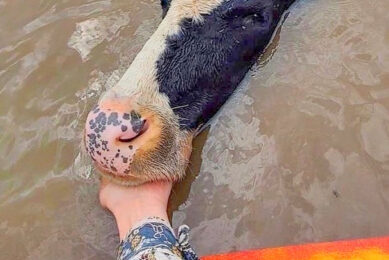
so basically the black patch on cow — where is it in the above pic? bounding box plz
[130,110,144,133]
[107,112,121,126]
[123,113,130,120]
[156,0,295,129]
[161,0,172,18]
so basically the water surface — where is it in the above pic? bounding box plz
[1,0,389,258]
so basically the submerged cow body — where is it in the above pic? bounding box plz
[84,0,295,185]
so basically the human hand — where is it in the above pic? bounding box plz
[99,178,173,240]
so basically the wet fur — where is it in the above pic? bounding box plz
[157,0,295,128]
[87,0,295,185]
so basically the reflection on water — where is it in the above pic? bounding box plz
[0,0,160,258]
[172,0,389,255]
[0,0,388,258]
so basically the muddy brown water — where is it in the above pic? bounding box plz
[1,0,389,259]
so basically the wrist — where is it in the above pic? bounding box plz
[112,202,169,240]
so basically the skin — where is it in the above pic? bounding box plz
[99,177,172,240]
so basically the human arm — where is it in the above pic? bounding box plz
[99,179,198,260]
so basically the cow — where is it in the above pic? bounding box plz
[84,0,296,185]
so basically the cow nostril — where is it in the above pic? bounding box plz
[118,120,148,143]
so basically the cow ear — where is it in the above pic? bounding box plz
[161,0,172,18]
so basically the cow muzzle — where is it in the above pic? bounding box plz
[84,96,192,185]
[84,98,150,177]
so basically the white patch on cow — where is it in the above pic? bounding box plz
[68,12,130,62]
[105,0,224,108]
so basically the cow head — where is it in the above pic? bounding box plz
[84,0,295,185]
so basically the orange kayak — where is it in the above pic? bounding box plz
[203,236,389,260]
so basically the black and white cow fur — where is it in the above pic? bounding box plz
[84,0,296,185]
